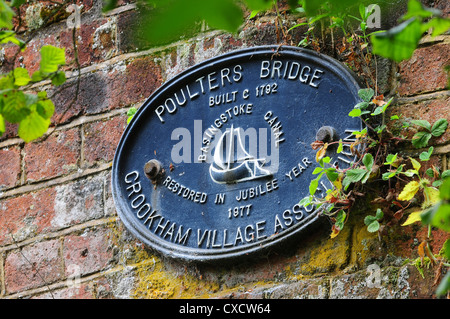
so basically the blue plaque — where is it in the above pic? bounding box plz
[112,46,362,262]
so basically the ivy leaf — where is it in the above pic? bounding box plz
[423,17,450,37]
[412,131,432,148]
[431,118,448,137]
[398,180,420,201]
[18,106,51,142]
[358,88,374,103]
[348,108,362,117]
[371,18,423,62]
[39,45,66,74]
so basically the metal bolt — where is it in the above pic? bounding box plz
[316,126,337,143]
[144,159,162,180]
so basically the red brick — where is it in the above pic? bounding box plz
[24,127,80,182]
[83,116,127,166]
[33,283,94,299]
[398,42,450,96]
[107,56,163,109]
[4,239,62,293]
[60,18,116,70]
[50,71,108,125]
[63,227,114,276]
[0,146,21,189]
[16,35,58,75]
[387,96,450,145]
[0,188,56,246]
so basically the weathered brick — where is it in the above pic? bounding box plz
[0,146,21,189]
[50,71,109,124]
[33,282,95,299]
[63,227,114,277]
[107,56,163,109]
[0,187,56,246]
[397,42,450,96]
[4,239,62,293]
[83,116,127,166]
[60,18,117,70]
[24,127,80,182]
[52,174,105,229]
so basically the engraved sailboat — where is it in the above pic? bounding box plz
[209,125,271,184]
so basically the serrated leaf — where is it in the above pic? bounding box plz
[419,146,433,161]
[13,67,31,86]
[36,99,55,119]
[51,71,66,86]
[431,118,448,137]
[401,210,423,226]
[412,131,432,148]
[411,119,431,131]
[18,107,51,142]
[398,180,420,201]
[362,153,374,171]
[2,90,30,123]
[39,45,66,74]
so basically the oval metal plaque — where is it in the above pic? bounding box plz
[112,46,362,262]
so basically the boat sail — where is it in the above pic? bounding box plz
[209,125,272,184]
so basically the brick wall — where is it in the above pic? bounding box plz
[0,0,448,299]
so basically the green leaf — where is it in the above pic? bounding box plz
[421,202,450,232]
[371,18,423,62]
[436,272,450,296]
[367,220,380,232]
[384,153,398,165]
[2,90,30,123]
[0,113,5,136]
[36,99,55,119]
[309,178,319,196]
[419,146,433,161]
[18,107,51,142]
[431,118,448,137]
[411,119,431,131]
[39,45,66,74]
[423,17,450,37]
[348,108,362,117]
[358,88,374,103]
[51,71,66,86]
[0,0,15,29]
[0,30,25,47]
[362,153,374,171]
[442,170,450,180]
[335,210,346,229]
[13,67,31,86]
[411,131,432,148]
[244,0,273,11]
[325,168,339,182]
[337,139,343,153]
[343,168,368,189]
[402,0,438,20]
[102,0,118,12]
